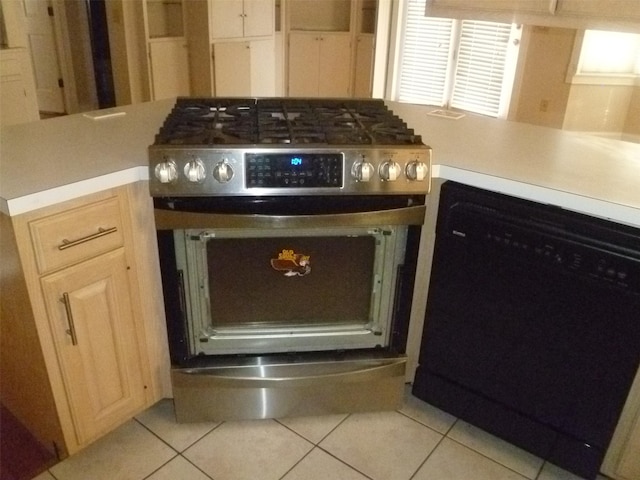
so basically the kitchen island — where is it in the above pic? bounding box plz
[1,99,639,478]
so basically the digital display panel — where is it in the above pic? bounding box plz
[246,153,343,188]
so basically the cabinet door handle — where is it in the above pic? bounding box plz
[58,226,117,251]
[60,293,78,346]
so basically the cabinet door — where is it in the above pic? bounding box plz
[149,39,190,100]
[556,0,640,20]
[243,0,274,37]
[288,33,320,96]
[210,0,245,39]
[214,42,251,96]
[428,0,549,14]
[354,35,374,97]
[318,34,351,97]
[41,249,146,446]
[249,38,276,96]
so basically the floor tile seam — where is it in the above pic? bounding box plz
[443,435,535,480]
[274,413,351,445]
[133,414,222,454]
[176,453,217,480]
[132,416,182,454]
[310,445,376,480]
[407,427,448,480]
[395,407,457,437]
[140,452,181,480]
[179,420,226,453]
[276,444,317,480]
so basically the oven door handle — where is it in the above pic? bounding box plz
[155,205,426,229]
[172,357,406,389]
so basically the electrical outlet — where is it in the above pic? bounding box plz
[539,99,549,112]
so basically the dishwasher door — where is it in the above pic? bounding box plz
[413,181,640,480]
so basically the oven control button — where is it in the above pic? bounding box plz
[405,161,429,181]
[213,160,234,183]
[155,159,178,184]
[379,160,401,181]
[184,158,206,183]
[351,160,374,182]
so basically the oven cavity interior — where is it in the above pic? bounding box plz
[174,226,407,357]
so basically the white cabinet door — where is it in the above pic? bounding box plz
[288,33,320,97]
[244,0,274,37]
[318,34,351,97]
[149,38,190,100]
[210,0,245,39]
[289,33,351,97]
[210,0,274,39]
[556,0,640,20]
[214,42,251,96]
[0,48,40,126]
[249,38,276,96]
[214,39,275,97]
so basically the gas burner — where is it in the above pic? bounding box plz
[153,97,424,147]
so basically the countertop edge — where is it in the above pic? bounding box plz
[3,163,638,231]
[0,167,149,217]
[435,165,640,229]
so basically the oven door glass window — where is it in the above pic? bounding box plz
[175,227,406,355]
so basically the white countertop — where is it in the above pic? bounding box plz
[1,99,639,227]
[0,99,174,215]
[388,102,640,228]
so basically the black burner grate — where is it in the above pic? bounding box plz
[154,98,423,146]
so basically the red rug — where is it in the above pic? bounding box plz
[0,405,57,480]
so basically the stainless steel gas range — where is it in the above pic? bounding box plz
[149,97,431,422]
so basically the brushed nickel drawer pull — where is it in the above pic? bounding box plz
[58,226,117,251]
[60,293,78,346]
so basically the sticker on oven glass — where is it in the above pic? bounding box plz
[271,249,311,277]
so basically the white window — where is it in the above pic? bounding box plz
[569,30,640,86]
[392,0,521,118]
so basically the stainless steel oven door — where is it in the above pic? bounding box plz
[174,225,407,356]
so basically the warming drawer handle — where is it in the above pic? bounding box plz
[60,293,78,346]
[174,358,406,389]
[58,226,118,251]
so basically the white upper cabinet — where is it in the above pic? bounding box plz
[427,0,640,31]
[210,0,274,40]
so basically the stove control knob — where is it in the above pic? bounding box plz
[351,160,374,182]
[405,161,429,181]
[155,159,178,184]
[379,160,401,182]
[213,160,234,183]
[184,158,206,183]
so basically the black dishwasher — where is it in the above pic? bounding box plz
[413,181,640,480]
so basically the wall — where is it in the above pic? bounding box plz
[513,26,575,129]
[563,84,635,134]
[513,25,639,143]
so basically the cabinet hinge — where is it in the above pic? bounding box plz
[48,6,54,16]
[58,78,64,88]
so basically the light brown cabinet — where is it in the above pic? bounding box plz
[0,184,169,457]
[40,249,146,446]
[288,32,351,97]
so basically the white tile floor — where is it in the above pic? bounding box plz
[33,388,611,480]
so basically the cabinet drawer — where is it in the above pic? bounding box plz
[30,197,125,274]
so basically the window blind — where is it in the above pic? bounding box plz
[450,20,512,117]
[397,1,454,106]
[396,0,516,118]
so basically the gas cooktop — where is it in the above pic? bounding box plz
[154,97,424,147]
[149,97,431,197]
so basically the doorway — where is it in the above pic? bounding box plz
[25,0,115,114]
